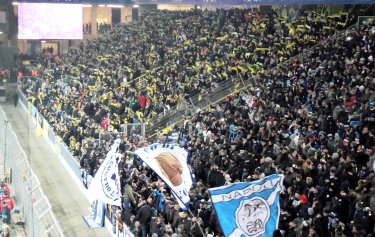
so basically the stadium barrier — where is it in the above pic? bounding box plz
[17,89,135,237]
[0,105,64,237]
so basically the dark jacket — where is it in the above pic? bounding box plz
[150,219,165,236]
[190,222,204,237]
[137,204,152,225]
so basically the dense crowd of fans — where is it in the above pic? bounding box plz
[21,8,349,155]
[115,23,375,237]
[19,6,375,237]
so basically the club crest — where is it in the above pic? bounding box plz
[100,157,120,201]
[235,197,270,236]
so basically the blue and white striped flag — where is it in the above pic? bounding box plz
[82,200,105,228]
[208,174,284,237]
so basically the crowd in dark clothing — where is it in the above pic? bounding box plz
[83,22,92,35]
[18,7,375,237]
[114,23,375,237]
[98,22,112,34]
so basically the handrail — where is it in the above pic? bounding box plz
[0,101,64,237]
[146,24,357,138]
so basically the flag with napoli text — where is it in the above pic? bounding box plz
[208,174,284,237]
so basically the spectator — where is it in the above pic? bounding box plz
[137,198,153,237]
[12,92,18,107]
[1,203,10,224]
[149,216,165,237]
[18,7,375,237]
[131,221,141,237]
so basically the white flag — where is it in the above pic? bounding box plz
[82,199,106,228]
[88,139,122,206]
[135,143,192,209]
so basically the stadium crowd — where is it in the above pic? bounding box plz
[19,7,375,237]
[21,8,348,154]
[116,23,375,237]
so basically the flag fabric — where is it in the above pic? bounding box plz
[164,130,180,144]
[82,200,106,228]
[208,174,284,237]
[135,143,192,210]
[88,138,122,206]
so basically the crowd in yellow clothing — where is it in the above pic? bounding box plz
[21,8,348,154]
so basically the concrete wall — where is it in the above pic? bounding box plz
[0,46,17,68]
[17,40,26,54]
[121,6,133,23]
[97,5,112,24]
[82,6,92,25]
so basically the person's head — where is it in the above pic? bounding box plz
[306,177,313,185]
[309,227,317,236]
[200,200,207,208]
[147,198,153,205]
[134,221,140,228]
[289,219,300,229]
[296,174,302,182]
[329,166,337,176]
[157,215,164,223]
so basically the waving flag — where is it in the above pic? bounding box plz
[164,130,180,144]
[208,174,284,237]
[82,200,105,228]
[135,143,192,210]
[88,138,122,206]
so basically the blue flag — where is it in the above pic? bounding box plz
[208,174,284,237]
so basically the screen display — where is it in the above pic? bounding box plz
[18,3,83,40]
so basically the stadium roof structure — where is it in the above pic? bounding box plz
[11,0,375,5]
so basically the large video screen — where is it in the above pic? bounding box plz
[18,3,83,40]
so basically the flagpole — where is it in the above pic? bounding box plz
[169,189,206,237]
[187,209,206,237]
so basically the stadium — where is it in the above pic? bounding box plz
[0,0,374,236]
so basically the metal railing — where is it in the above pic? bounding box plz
[132,66,164,90]
[145,25,357,137]
[17,89,136,237]
[18,90,82,179]
[0,107,64,237]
